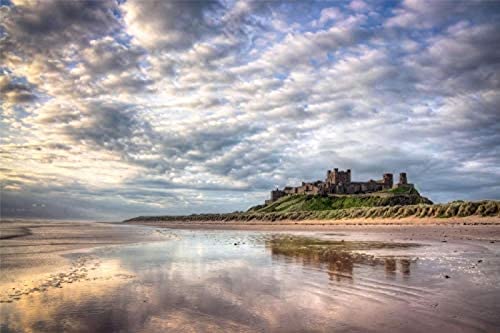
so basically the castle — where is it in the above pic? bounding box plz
[266,168,414,204]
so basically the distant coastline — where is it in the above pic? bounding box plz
[125,199,500,226]
[124,168,499,227]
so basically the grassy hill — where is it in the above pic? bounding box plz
[124,184,499,223]
[248,191,432,214]
[125,200,500,223]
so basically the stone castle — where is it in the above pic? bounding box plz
[266,168,414,204]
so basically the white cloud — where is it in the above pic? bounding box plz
[312,7,343,27]
[349,0,369,12]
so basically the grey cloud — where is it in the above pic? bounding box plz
[2,0,120,53]
[69,37,153,97]
[47,143,72,151]
[123,178,251,192]
[1,0,151,101]
[0,188,175,221]
[80,37,146,75]
[100,72,154,95]
[53,100,272,186]
[123,0,224,51]
[405,22,500,95]
[0,179,260,220]
[0,73,37,103]
[67,102,153,155]
[385,0,500,30]
[260,16,373,71]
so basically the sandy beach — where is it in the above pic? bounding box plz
[126,216,500,238]
[0,220,172,286]
[1,219,499,332]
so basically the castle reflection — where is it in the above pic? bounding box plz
[266,236,415,281]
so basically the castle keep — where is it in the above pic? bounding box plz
[267,168,414,204]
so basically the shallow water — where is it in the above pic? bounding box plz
[1,227,499,332]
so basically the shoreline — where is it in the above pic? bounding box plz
[125,216,500,243]
[0,221,171,282]
[125,216,500,237]
[125,215,500,228]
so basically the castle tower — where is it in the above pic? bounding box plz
[331,168,351,184]
[333,168,338,182]
[399,172,408,185]
[270,188,285,202]
[383,173,393,188]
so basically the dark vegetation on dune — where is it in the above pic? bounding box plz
[125,190,500,223]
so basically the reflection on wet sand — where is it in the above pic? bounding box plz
[266,235,416,280]
[1,227,499,333]
[0,255,121,303]
[0,259,136,333]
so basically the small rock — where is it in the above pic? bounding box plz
[445,275,450,279]
[478,259,483,263]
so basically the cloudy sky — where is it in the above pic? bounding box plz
[1,0,499,220]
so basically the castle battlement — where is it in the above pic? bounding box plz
[266,168,414,204]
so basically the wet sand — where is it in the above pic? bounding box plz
[127,216,500,242]
[126,216,500,228]
[0,221,172,292]
[1,220,499,332]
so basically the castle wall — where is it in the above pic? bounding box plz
[268,168,410,203]
[348,181,384,193]
[295,182,320,195]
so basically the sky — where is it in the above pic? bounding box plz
[1,0,500,221]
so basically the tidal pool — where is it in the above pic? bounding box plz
[1,226,499,332]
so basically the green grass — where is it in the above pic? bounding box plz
[383,185,420,195]
[251,193,432,213]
